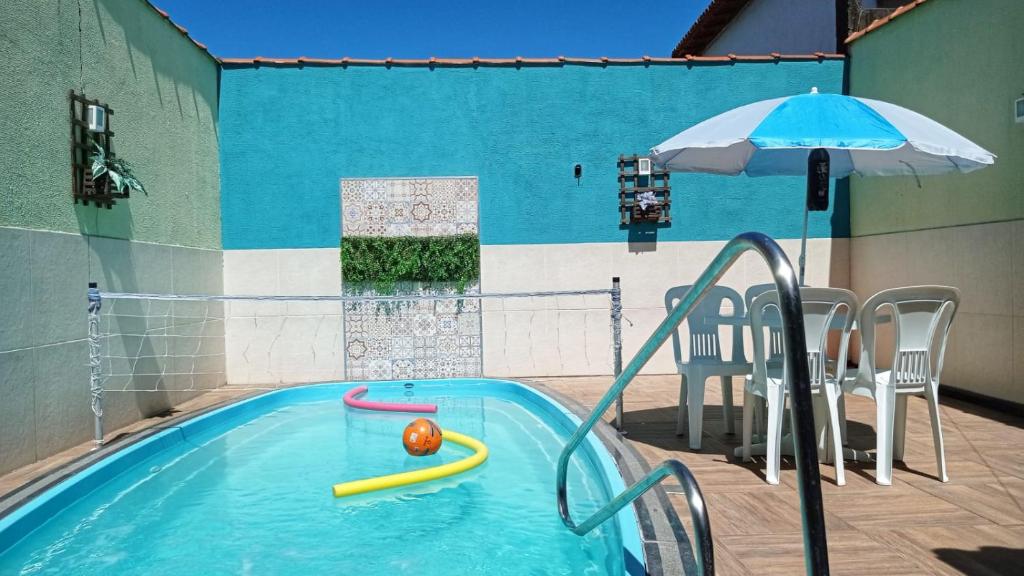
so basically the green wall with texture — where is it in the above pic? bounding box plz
[0,0,221,249]
[848,0,1024,237]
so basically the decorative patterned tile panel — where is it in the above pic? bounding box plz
[341,177,478,237]
[341,177,481,381]
[341,290,482,381]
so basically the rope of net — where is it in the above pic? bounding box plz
[94,289,618,393]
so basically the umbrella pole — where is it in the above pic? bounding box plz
[799,202,808,286]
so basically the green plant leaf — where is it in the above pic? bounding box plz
[108,170,125,192]
[125,175,146,194]
[86,142,147,194]
[89,143,108,178]
[341,234,480,294]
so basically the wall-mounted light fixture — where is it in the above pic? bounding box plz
[87,104,106,132]
[574,163,582,185]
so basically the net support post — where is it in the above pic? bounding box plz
[611,277,624,431]
[87,282,104,448]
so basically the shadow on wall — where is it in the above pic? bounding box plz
[76,201,135,242]
[74,0,220,241]
[829,177,851,240]
[95,0,217,125]
[624,221,671,253]
[91,242,172,423]
[933,547,1024,576]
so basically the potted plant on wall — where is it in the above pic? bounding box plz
[633,190,662,221]
[89,141,146,197]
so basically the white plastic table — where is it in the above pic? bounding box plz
[704,312,885,465]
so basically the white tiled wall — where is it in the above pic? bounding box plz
[481,238,849,376]
[851,220,1024,403]
[0,226,224,475]
[223,248,344,385]
[219,239,847,381]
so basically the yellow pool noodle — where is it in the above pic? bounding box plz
[332,429,488,498]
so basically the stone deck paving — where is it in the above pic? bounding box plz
[537,375,1024,576]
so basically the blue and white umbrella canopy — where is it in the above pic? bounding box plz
[650,89,995,176]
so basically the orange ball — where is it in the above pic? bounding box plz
[402,418,443,456]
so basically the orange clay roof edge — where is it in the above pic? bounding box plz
[144,2,845,68]
[217,53,845,67]
[145,1,218,63]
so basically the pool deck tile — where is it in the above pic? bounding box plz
[534,375,1024,576]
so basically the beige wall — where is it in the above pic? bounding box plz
[851,221,1024,403]
[223,249,344,385]
[220,239,848,382]
[481,238,849,377]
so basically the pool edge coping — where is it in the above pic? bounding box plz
[520,379,692,576]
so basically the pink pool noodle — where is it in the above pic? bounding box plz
[342,385,438,413]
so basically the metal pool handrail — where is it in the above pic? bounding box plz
[555,232,830,576]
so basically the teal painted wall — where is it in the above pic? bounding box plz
[219,61,846,249]
[848,0,1024,236]
[0,0,221,249]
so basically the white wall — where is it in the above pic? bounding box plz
[223,248,344,385]
[851,220,1024,403]
[480,238,849,376]
[219,239,849,382]
[705,0,838,55]
[0,226,224,475]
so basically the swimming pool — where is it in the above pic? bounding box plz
[0,379,645,575]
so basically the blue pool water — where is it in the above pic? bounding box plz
[0,380,643,575]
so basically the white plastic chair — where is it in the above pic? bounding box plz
[744,284,786,369]
[844,286,959,485]
[742,288,857,486]
[743,284,785,437]
[666,285,750,450]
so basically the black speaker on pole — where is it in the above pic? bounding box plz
[806,148,830,211]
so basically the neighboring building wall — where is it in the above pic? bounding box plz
[0,0,222,475]
[704,0,838,55]
[848,0,1024,403]
[219,60,847,380]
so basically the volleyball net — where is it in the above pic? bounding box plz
[86,281,624,444]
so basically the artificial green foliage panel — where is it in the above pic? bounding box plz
[341,234,480,293]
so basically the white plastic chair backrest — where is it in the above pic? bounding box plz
[745,283,784,366]
[665,285,745,366]
[749,288,858,388]
[858,286,960,386]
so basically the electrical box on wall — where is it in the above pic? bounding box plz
[87,105,107,132]
[1015,96,1024,124]
[637,157,652,176]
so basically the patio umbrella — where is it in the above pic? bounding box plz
[649,88,996,283]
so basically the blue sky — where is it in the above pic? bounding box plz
[154,0,709,58]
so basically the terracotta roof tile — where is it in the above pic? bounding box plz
[144,1,219,64]
[141,1,844,70]
[846,0,928,44]
[217,53,843,68]
[672,0,752,58]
